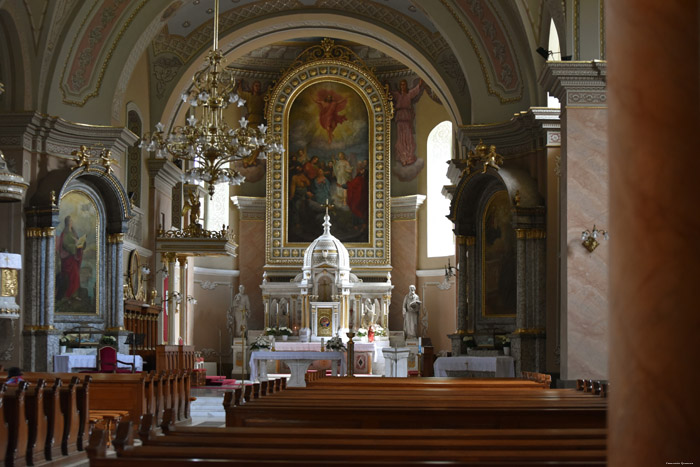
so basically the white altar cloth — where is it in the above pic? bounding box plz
[433,356,515,377]
[273,341,377,360]
[249,350,346,387]
[53,354,143,372]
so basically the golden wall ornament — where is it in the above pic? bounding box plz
[467,140,503,175]
[0,269,18,297]
[265,38,392,267]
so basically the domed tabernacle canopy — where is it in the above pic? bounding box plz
[302,204,350,272]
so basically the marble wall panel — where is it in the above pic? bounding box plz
[239,219,266,330]
[565,107,609,380]
[390,219,417,331]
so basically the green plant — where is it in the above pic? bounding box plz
[356,328,367,337]
[100,335,117,346]
[463,335,477,348]
[372,325,387,337]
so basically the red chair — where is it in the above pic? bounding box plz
[97,346,135,373]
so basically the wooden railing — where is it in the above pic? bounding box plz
[155,345,195,373]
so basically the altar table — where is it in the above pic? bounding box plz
[433,356,515,378]
[249,350,346,387]
[53,353,143,372]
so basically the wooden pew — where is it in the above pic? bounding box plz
[0,384,7,466]
[24,378,48,466]
[87,420,607,465]
[2,381,29,467]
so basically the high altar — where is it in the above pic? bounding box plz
[260,209,393,341]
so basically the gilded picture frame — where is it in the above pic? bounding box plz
[265,39,392,267]
[55,189,100,315]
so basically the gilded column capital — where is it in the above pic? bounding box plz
[107,233,124,244]
[515,228,546,239]
[26,227,56,238]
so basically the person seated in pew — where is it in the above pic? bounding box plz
[5,366,26,384]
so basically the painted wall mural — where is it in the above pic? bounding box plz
[482,190,516,317]
[55,190,100,315]
[287,81,369,243]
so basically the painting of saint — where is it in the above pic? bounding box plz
[482,190,516,317]
[287,81,369,243]
[55,190,99,314]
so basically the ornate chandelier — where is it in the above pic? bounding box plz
[140,0,283,198]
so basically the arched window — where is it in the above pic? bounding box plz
[205,184,229,232]
[126,109,142,207]
[427,120,455,257]
[547,19,561,108]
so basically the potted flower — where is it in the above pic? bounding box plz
[59,336,70,354]
[463,335,477,348]
[264,327,278,336]
[373,325,387,340]
[277,327,292,341]
[325,335,346,352]
[99,335,118,347]
[500,336,511,356]
[250,335,272,351]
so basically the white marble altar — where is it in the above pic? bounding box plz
[249,350,346,387]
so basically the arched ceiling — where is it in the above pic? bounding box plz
[1,0,560,126]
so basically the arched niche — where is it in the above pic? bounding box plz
[23,165,132,371]
[450,165,546,375]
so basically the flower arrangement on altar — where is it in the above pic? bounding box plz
[250,335,273,351]
[463,335,477,348]
[99,335,117,347]
[264,327,278,336]
[498,335,511,348]
[325,335,346,352]
[277,326,293,336]
[372,325,387,337]
[356,328,367,338]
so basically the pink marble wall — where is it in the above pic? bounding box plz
[390,219,417,330]
[564,108,609,380]
[238,219,265,329]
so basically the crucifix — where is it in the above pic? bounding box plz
[321,199,334,217]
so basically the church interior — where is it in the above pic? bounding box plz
[0,0,698,464]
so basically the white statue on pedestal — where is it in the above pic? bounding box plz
[402,285,421,339]
[232,285,251,337]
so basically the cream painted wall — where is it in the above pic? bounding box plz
[416,274,456,355]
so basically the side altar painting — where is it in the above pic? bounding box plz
[55,190,100,314]
[288,81,369,243]
[482,190,516,317]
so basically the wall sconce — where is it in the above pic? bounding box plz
[444,258,456,282]
[581,225,609,252]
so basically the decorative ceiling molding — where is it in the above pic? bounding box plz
[440,0,524,103]
[60,0,148,107]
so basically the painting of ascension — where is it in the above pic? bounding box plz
[287,81,370,243]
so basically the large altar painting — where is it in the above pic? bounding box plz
[287,81,369,243]
[55,190,100,315]
[482,190,516,317]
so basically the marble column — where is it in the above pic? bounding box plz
[177,255,188,344]
[540,61,609,381]
[164,253,177,345]
[607,1,700,464]
[23,227,60,371]
[106,233,128,353]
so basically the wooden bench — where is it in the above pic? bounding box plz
[86,419,606,465]
[1,374,90,466]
